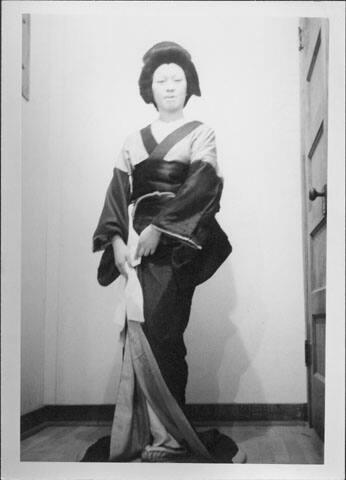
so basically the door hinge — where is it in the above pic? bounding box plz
[298,26,304,51]
[305,340,312,367]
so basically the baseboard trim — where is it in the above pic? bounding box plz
[21,403,308,436]
[185,403,308,422]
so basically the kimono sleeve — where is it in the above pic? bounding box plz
[92,141,132,286]
[151,125,223,249]
[93,142,132,252]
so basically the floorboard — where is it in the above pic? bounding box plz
[21,421,324,463]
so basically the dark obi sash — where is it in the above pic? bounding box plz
[131,159,188,235]
[130,159,232,288]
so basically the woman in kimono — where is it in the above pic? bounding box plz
[82,41,246,463]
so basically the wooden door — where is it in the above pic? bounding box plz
[299,18,329,441]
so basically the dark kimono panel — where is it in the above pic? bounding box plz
[93,120,232,288]
[93,158,231,288]
[151,160,232,288]
[152,160,223,245]
[93,167,131,286]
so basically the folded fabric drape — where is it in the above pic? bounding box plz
[113,214,144,329]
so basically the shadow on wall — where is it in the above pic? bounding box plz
[100,248,268,406]
[186,259,265,404]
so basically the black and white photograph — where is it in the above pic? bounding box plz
[2,1,345,480]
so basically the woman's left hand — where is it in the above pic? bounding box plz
[135,225,161,259]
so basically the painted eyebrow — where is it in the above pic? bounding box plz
[154,74,184,80]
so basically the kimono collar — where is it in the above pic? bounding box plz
[140,120,202,161]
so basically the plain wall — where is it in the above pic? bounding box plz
[21,13,306,413]
[21,18,51,414]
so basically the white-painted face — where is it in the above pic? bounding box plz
[152,63,187,113]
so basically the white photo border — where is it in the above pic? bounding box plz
[2,1,345,479]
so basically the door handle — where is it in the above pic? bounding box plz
[309,184,327,217]
[309,184,327,201]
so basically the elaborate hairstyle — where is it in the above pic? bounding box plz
[139,41,201,108]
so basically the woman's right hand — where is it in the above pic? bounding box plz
[112,235,130,279]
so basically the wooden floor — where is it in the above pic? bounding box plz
[21,421,324,464]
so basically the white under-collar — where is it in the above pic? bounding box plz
[151,117,191,143]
